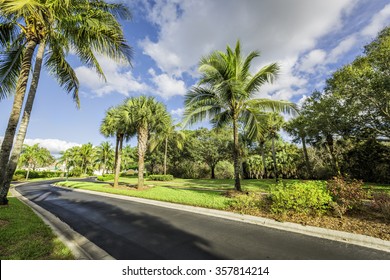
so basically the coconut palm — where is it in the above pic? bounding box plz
[184,40,297,191]
[18,144,54,179]
[122,96,171,189]
[149,121,185,175]
[0,0,132,204]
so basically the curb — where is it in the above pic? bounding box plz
[52,184,390,253]
[10,187,115,260]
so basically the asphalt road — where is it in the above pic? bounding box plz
[16,181,390,260]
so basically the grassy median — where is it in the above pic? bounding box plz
[0,197,74,260]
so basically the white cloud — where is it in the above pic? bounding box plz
[148,68,187,99]
[138,0,357,100]
[327,35,357,63]
[23,138,81,155]
[170,107,184,116]
[361,4,390,37]
[75,55,150,97]
[299,49,327,73]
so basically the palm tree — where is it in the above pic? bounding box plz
[79,143,95,175]
[184,40,297,191]
[149,121,185,175]
[122,96,171,189]
[0,0,132,204]
[18,144,54,180]
[100,106,131,187]
[96,141,113,175]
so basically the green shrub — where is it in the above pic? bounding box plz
[270,181,332,215]
[148,174,174,181]
[215,161,234,179]
[228,193,263,214]
[12,170,63,180]
[326,176,367,216]
[97,174,115,181]
[372,192,390,220]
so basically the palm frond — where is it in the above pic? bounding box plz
[245,62,280,95]
[247,98,298,115]
[0,44,24,99]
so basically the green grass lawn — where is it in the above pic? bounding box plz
[0,197,74,260]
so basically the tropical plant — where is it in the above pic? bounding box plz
[95,141,114,175]
[122,96,171,188]
[184,40,297,191]
[0,0,132,204]
[18,144,54,179]
[149,119,185,175]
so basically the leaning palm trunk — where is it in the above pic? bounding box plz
[2,42,46,195]
[113,134,123,188]
[233,117,242,192]
[0,40,38,205]
[137,126,148,189]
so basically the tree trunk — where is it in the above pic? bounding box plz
[114,134,123,188]
[137,125,148,189]
[26,166,31,181]
[259,140,267,178]
[3,42,46,195]
[301,136,312,178]
[113,136,119,174]
[232,117,242,191]
[211,164,216,179]
[272,137,279,182]
[163,138,168,175]
[0,40,37,205]
[325,134,340,175]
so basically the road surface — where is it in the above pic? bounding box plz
[16,181,390,260]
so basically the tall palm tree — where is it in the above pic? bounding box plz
[149,121,185,175]
[100,106,131,187]
[78,143,95,175]
[122,96,171,189]
[96,141,113,175]
[0,0,132,204]
[184,40,297,191]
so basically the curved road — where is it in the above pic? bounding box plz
[16,180,390,260]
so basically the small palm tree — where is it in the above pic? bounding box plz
[184,40,297,191]
[149,121,185,175]
[122,96,171,189]
[96,141,113,175]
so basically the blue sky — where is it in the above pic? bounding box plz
[1,0,389,155]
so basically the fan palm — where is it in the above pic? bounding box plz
[184,40,297,191]
[0,0,132,204]
[122,96,171,188]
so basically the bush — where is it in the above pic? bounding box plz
[215,161,234,179]
[270,181,332,215]
[12,170,63,180]
[228,193,263,214]
[97,174,115,181]
[372,192,390,220]
[326,176,367,216]
[148,174,174,181]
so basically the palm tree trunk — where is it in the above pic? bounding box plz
[164,138,168,175]
[272,137,279,182]
[26,166,31,181]
[301,136,312,178]
[113,136,119,174]
[211,164,216,179]
[3,42,46,194]
[233,117,242,191]
[137,126,148,189]
[0,40,37,205]
[259,140,267,178]
[114,134,123,188]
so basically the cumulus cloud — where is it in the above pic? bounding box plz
[361,4,390,37]
[75,55,150,97]
[299,49,327,73]
[136,0,356,101]
[23,138,81,155]
[148,68,187,99]
[170,107,184,116]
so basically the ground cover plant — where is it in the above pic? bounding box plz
[0,197,74,260]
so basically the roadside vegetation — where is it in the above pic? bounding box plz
[0,196,74,260]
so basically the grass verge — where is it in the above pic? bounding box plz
[0,197,74,260]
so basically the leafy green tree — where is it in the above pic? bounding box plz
[18,144,54,179]
[122,96,171,188]
[184,40,296,191]
[96,141,114,175]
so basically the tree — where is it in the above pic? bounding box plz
[0,0,132,204]
[122,96,171,189]
[149,121,185,175]
[195,128,231,179]
[18,144,54,179]
[100,106,130,187]
[184,40,297,191]
[96,141,113,175]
